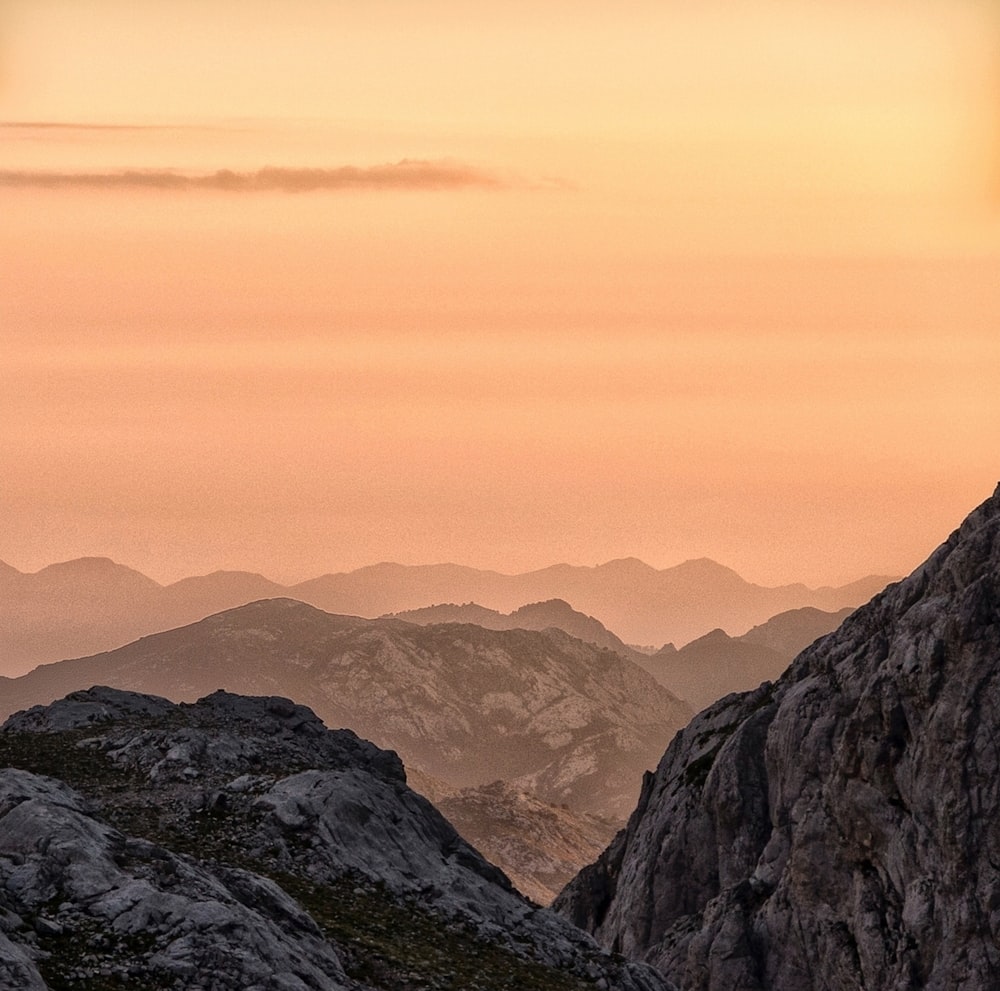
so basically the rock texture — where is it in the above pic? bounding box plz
[555,485,1000,990]
[0,688,668,991]
[0,609,690,824]
[436,782,619,907]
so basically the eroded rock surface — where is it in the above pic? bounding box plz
[555,484,1000,991]
[1,688,667,991]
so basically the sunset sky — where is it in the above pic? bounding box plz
[2,0,999,587]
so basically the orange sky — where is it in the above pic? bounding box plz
[2,0,999,586]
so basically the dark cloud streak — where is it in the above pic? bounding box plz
[0,161,505,192]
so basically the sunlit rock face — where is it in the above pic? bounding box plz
[555,485,1000,991]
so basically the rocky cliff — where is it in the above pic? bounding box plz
[555,485,1000,990]
[0,687,667,991]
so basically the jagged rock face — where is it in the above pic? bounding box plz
[555,486,1000,990]
[0,769,352,990]
[0,688,668,991]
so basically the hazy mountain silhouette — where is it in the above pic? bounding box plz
[555,485,1000,990]
[0,558,162,674]
[159,569,287,616]
[638,605,855,710]
[0,599,691,822]
[0,555,892,676]
[386,598,639,658]
[739,604,855,655]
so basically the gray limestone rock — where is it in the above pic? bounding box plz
[1,688,668,991]
[555,484,1000,991]
[0,768,350,990]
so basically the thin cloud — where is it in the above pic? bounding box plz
[0,161,508,192]
[0,121,231,132]
[1,121,167,131]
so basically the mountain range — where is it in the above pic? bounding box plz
[640,606,854,711]
[555,485,1000,989]
[2,487,998,988]
[384,599,637,658]
[385,599,854,714]
[0,595,853,904]
[0,601,691,824]
[0,555,893,676]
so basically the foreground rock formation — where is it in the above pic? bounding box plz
[555,484,1000,990]
[0,688,666,991]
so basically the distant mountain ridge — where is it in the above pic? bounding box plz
[0,598,691,823]
[638,605,855,711]
[0,555,894,676]
[385,598,638,658]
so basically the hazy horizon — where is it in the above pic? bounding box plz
[3,1,998,591]
[0,548,901,591]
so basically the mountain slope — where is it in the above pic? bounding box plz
[641,628,788,712]
[554,484,1000,990]
[0,602,691,822]
[738,605,854,655]
[435,782,619,907]
[0,687,666,991]
[1,558,162,674]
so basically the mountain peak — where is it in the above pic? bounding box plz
[37,555,128,573]
[596,557,658,576]
[670,557,744,580]
[685,627,733,648]
[32,557,162,587]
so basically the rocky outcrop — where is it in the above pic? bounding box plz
[1,687,668,991]
[555,485,1000,990]
[0,769,352,990]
